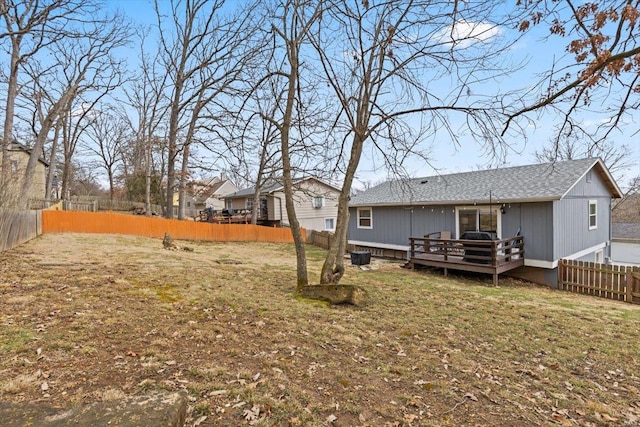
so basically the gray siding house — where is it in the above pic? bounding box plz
[348,158,623,286]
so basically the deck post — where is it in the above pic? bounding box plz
[491,241,497,267]
[493,273,498,287]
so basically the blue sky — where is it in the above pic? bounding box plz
[109,0,639,189]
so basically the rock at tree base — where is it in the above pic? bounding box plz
[0,391,187,427]
[301,284,368,306]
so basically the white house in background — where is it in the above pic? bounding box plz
[195,179,237,211]
[611,223,640,266]
[172,176,237,213]
[224,176,340,232]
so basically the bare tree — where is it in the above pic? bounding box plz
[83,108,126,201]
[310,0,524,285]
[0,0,87,192]
[156,0,259,219]
[121,29,170,215]
[534,135,632,179]
[264,0,326,289]
[506,0,639,153]
[231,73,285,224]
[15,11,130,207]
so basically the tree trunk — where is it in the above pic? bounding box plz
[177,142,190,220]
[45,120,62,201]
[145,135,152,216]
[19,113,60,208]
[281,38,308,291]
[320,132,366,284]
[251,147,267,225]
[1,37,21,190]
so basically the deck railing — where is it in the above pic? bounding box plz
[409,234,525,267]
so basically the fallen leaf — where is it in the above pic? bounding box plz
[243,405,260,421]
[404,413,417,422]
[326,414,337,424]
[464,392,478,402]
[193,415,207,426]
[41,382,49,392]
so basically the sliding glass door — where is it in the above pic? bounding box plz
[456,207,501,237]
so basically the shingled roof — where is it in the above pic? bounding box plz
[350,158,622,207]
[226,177,340,199]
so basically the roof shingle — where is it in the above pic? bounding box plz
[350,158,617,206]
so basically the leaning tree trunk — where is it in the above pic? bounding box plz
[281,37,308,291]
[45,121,62,201]
[320,131,366,284]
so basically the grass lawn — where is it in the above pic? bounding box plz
[1,233,640,426]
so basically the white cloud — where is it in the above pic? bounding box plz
[436,19,501,48]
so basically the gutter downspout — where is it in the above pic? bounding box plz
[608,197,613,264]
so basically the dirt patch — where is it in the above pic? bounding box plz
[2,233,640,426]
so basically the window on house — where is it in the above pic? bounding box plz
[10,160,18,175]
[357,208,372,229]
[588,200,597,230]
[246,198,254,210]
[187,201,191,207]
[325,218,335,230]
[312,196,324,209]
[458,207,501,237]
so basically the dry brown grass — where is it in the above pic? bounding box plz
[1,233,640,426]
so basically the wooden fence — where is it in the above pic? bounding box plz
[0,209,41,252]
[308,230,334,249]
[558,259,640,304]
[41,210,301,243]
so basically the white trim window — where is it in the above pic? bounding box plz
[312,196,325,209]
[324,218,335,231]
[588,200,597,230]
[357,207,372,229]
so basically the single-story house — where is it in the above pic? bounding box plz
[0,141,49,202]
[348,158,623,286]
[224,176,340,232]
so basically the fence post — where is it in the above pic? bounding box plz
[558,260,563,290]
[626,266,633,303]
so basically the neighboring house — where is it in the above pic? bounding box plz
[171,176,237,216]
[0,142,48,202]
[611,193,640,266]
[224,177,340,232]
[348,158,623,286]
[611,223,640,266]
[194,179,237,211]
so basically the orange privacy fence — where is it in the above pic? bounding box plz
[41,210,301,243]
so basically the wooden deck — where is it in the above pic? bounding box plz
[409,235,525,286]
